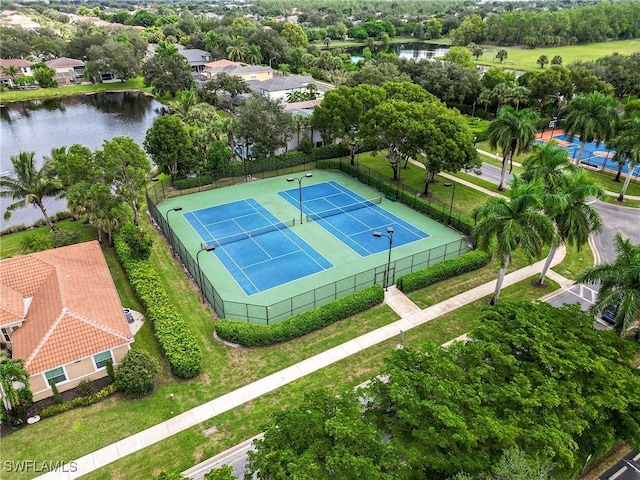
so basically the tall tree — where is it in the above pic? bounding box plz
[496,49,508,63]
[246,390,399,479]
[576,234,640,335]
[233,94,293,158]
[536,55,549,69]
[144,115,192,181]
[522,146,604,286]
[226,36,249,62]
[606,110,640,202]
[562,91,618,165]
[49,144,98,221]
[102,137,150,226]
[142,53,194,97]
[487,106,539,190]
[472,177,557,304]
[0,152,63,230]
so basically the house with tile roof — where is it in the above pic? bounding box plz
[0,59,33,88]
[0,241,133,401]
[203,59,276,82]
[179,48,213,73]
[45,57,85,85]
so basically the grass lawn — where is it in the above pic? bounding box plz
[356,151,486,221]
[475,39,640,72]
[0,77,153,104]
[80,274,559,480]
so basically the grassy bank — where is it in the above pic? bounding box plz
[475,39,640,72]
[0,77,152,104]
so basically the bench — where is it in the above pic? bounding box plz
[385,192,398,202]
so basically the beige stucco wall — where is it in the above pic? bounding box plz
[30,342,131,402]
[240,71,273,81]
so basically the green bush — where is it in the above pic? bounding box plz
[40,384,118,418]
[173,175,214,190]
[119,222,153,260]
[115,350,158,399]
[105,358,115,382]
[20,232,52,254]
[50,382,62,404]
[396,250,491,293]
[215,285,384,347]
[76,379,95,397]
[114,231,202,379]
[50,228,81,248]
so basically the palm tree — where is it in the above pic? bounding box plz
[226,37,249,62]
[306,82,318,100]
[538,169,604,285]
[562,91,618,165]
[487,106,539,190]
[536,55,549,68]
[575,234,640,335]
[496,49,508,63]
[472,176,557,304]
[323,36,332,49]
[606,110,640,202]
[551,55,563,65]
[0,359,31,412]
[156,40,178,58]
[246,44,262,65]
[522,142,577,190]
[174,89,198,118]
[0,152,64,230]
[2,65,19,87]
[507,85,530,111]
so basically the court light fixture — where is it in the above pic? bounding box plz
[197,244,216,304]
[287,174,313,224]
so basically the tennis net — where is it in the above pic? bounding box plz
[306,197,382,222]
[210,219,295,247]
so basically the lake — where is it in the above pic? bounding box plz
[346,42,450,63]
[0,91,164,231]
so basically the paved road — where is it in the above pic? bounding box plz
[591,201,640,264]
[475,161,514,186]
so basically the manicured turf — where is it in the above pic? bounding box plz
[475,39,640,71]
[0,77,153,103]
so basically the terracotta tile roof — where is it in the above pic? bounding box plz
[1,241,132,375]
[0,284,24,324]
[204,59,240,69]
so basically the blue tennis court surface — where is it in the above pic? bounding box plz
[278,181,430,256]
[184,198,332,295]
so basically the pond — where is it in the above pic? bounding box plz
[345,42,450,63]
[0,91,164,230]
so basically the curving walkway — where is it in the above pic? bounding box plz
[36,246,570,480]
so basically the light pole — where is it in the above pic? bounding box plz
[444,182,456,225]
[287,173,312,224]
[196,244,215,304]
[373,226,394,290]
[165,206,183,258]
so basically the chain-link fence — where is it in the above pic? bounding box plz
[146,154,475,324]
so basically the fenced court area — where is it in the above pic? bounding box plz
[536,130,640,180]
[149,169,469,324]
[278,180,430,256]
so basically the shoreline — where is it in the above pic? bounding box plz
[0,77,156,104]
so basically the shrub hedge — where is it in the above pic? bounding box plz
[396,250,492,293]
[215,285,385,347]
[39,384,118,418]
[114,231,202,378]
[173,144,350,190]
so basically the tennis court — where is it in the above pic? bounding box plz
[156,169,468,322]
[184,198,332,295]
[278,181,430,256]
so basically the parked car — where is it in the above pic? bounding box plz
[598,306,618,326]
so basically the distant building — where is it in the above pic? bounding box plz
[0,59,34,88]
[45,57,85,85]
[179,49,213,73]
[247,74,331,102]
[203,59,276,82]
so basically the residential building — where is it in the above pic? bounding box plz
[0,59,33,88]
[203,59,275,82]
[45,57,85,85]
[247,74,331,102]
[0,241,133,401]
[179,48,213,73]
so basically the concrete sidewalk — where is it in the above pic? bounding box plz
[37,246,570,480]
